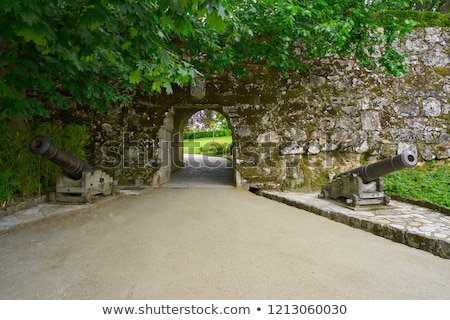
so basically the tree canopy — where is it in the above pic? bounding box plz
[0,0,441,118]
[184,110,229,132]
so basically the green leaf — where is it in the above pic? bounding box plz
[152,80,164,92]
[14,25,47,46]
[129,27,138,37]
[21,8,40,26]
[128,69,142,84]
[163,82,173,94]
[0,82,15,97]
[80,6,108,31]
[205,11,226,32]
[217,5,227,20]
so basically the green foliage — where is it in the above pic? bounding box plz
[0,119,90,206]
[184,110,229,133]
[375,10,450,28]
[201,141,229,156]
[0,0,226,118]
[0,170,19,205]
[1,1,420,118]
[193,0,415,77]
[383,161,450,208]
[183,129,231,140]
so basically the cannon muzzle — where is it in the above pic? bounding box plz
[335,150,418,183]
[29,136,95,180]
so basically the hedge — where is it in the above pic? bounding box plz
[183,129,232,140]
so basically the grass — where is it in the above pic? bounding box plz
[183,136,233,155]
[383,161,450,209]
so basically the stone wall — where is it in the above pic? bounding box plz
[74,27,448,189]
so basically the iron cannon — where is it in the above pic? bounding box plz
[318,150,418,209]
[30,136,119,203]
[29,135,95,180]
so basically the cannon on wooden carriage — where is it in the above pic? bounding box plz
[29,136,119,203]
[318,150,418,209]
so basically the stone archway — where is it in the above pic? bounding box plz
[169,105,238,186]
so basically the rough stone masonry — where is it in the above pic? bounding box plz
[64,27,449,190]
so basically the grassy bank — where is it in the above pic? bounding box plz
[383,161,449,209]
[183,136,233,155]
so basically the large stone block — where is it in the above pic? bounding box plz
[390,128,416,143]
[279,142,304,155]
[361,111,382,131]
[422,98,442,117]
[257,132,281,143]
[393,104,419,117]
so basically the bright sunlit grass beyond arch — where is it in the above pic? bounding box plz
[183,109,233,156]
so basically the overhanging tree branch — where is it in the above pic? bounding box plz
[0,0,441,118]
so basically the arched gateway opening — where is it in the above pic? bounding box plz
[166,106,236,187]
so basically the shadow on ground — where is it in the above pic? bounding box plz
[163,154,233,188]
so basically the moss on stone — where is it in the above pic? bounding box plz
[434,67,450,77]
[297,161,330,192]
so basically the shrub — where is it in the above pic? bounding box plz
[201,141,225,155]
[0,170,19,206]
[0,118,90,206]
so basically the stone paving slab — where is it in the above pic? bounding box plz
[0,187,149,236]
[0,203,90,236]
[261,191,450,259]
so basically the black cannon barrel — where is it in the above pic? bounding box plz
[29,136,94,180]
[335,150,418,183]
